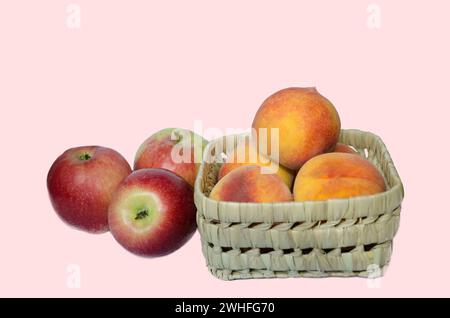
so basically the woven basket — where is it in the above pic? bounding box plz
[194,129,404,280]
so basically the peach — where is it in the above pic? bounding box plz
[293,153,386,201]
[218,138,294,189]
[333,143,357,154]
[210,166,293,203]
[252,87,341,170]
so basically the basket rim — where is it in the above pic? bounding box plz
[194,129,404,223]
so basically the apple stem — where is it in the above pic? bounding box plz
[135,209,149,220]
[172,130,181,142]
[79,153,92,161]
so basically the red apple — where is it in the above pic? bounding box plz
[134,128,208,187]
[47,146,131,233]
[108,168,197,257]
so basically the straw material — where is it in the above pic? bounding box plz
[194,129,404,280]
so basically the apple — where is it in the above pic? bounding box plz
[108,168,197,257]
[47,146,132,233]
[134,128,208,187]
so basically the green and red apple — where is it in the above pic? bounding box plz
[108,168,197,257]
[47,146,131,233]
[134,128,208,187]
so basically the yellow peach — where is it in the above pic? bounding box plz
[210,166,293,203]
[293,153,386,201]
[218,138,294,189]
[252,87,341,170]
[333,143,357,154]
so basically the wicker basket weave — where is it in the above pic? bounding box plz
[194,129,404,280]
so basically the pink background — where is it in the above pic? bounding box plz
[1,0,449,297]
